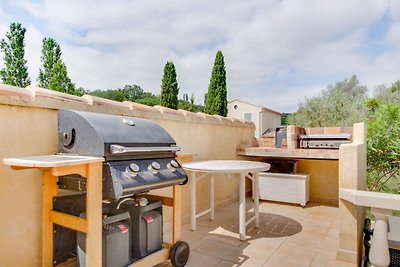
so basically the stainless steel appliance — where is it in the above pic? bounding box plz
[299,133,351,149]
[54,110,189,267]
[57,109,187,200]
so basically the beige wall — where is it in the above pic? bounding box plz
[0,105,58,267]
[297,159,339,205]
[337,123,367,264]
[0,85,255,266]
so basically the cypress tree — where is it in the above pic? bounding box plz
[38,38,61,88]
[160,61,179,109]
[38,37,79,95]
[205,50,227,116]
[0,22,31,87]
[48,59,76,95]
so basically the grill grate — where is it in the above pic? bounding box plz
[58,175,87,192]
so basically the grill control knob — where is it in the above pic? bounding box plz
[167,160,179,172]
[148,162,160,174]
[127,163,139,176]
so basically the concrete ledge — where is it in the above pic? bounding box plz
[339,188,400,211]
[177,109,205,122]
[82,95,131,110]
[28,86,90,104]
[0,83,255,128]
[0,84,33,99]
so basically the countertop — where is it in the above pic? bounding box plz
[238,147,339,160]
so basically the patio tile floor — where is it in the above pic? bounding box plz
[157,198,356,267]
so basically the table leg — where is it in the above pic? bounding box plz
[210,174,214,220]
[239,173,246,241]
[190,171,196,231]
[253,172,260,228]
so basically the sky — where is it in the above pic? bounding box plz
[0,0,399,112]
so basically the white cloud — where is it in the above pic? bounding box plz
[1,0,399,112]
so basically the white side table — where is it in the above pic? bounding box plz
[182,160,270,241]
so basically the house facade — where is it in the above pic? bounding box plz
[228,99,282,137]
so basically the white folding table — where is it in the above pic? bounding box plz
[182,160,270,241]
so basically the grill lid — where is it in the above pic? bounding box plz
[58,110,177,158]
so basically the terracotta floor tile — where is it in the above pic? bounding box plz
[184,250,221,267]
[311,251,357,267]
[162,198,348,267]
[179,225,215,249]
[195,239,247,264]
[214,260,239,267]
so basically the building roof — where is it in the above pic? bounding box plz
[229,99,281,115]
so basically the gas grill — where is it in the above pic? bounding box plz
[299,133,351,149]
[57,109,188,200]
[53,110,190,267]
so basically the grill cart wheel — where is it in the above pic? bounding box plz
[170,241,190,267]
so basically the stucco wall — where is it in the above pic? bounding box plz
[0,84,255,266]
[297,159,339,205]
[337,123,367,264]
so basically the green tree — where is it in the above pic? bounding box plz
[89,84,161,106]
[281,113,291,125]
[373,82,400,104]
[123,84,145,101]
[48,59,77,95]
[160,61,179,109]
[288,75,367,127]
[367,103,400,192]
[205,50,227,116]
[190,93,195,112]
[136,92,160,106]
[38,38,61,88]
[37,38,79,95]
[0,22,31,87]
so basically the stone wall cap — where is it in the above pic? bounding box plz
[27,85,90,104]
[153,105,184,116]
[0,84,254,128]
[123,101,158,112]
[0,84,33,99]
[82,95,131,109]
[178,109,205,121]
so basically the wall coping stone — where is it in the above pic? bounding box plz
[0,83,254,128]
[27,85,90,104]
[0,84,33,99]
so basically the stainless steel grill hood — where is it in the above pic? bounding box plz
[58,110,178,159]
[57,110,187,200]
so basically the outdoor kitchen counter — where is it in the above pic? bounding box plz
[3,154,104,167]
[238,147,339,160]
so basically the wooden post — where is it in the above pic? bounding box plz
[84,162,103,267]
[173,185,181,243]
[42,172,57,267]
